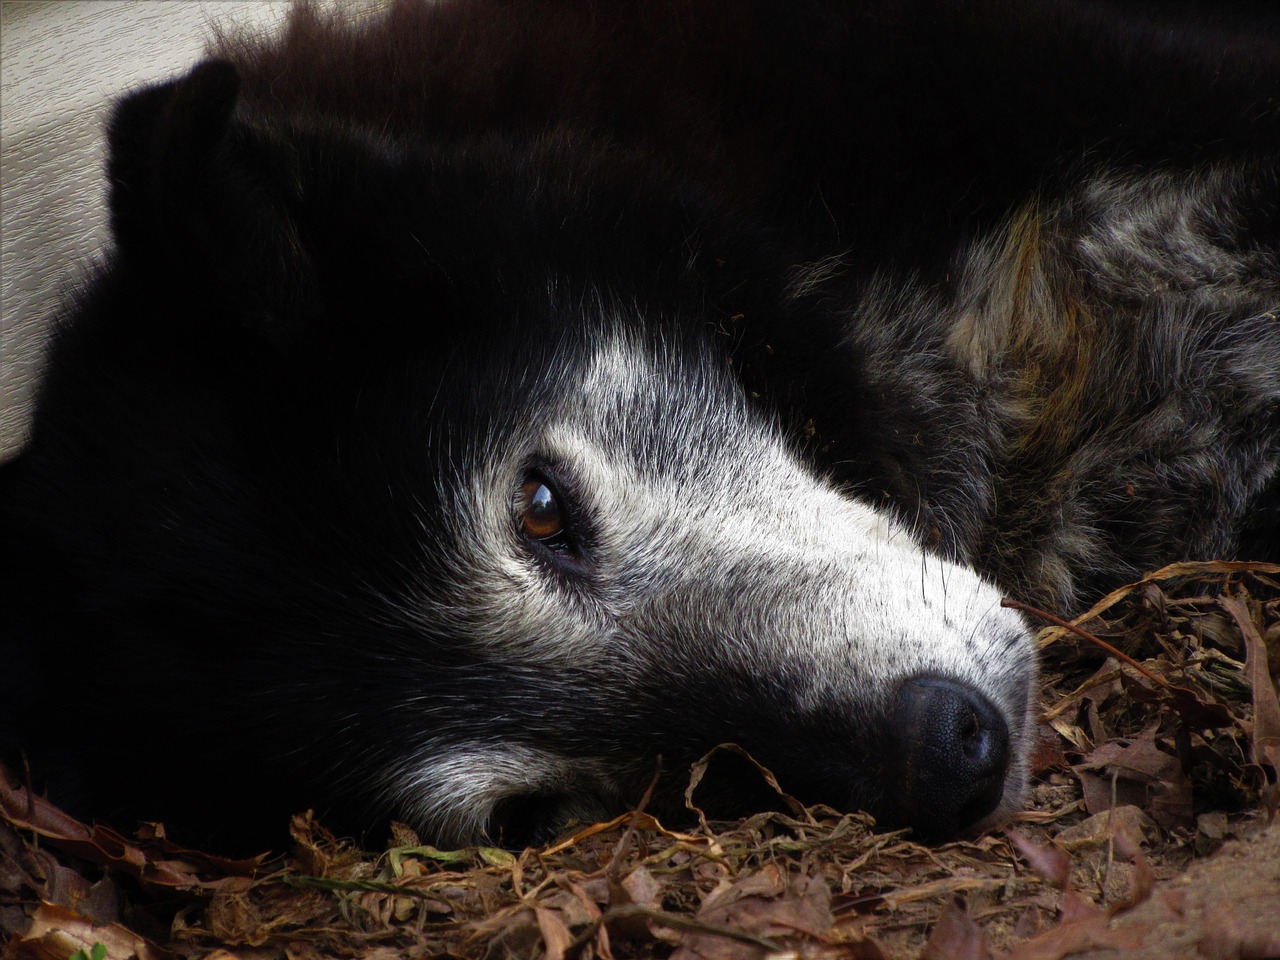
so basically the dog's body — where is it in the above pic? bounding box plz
[1,0,1277,850]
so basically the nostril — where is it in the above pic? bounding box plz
[885,675,1011,839]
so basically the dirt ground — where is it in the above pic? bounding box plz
[3,561,1278,959]
[1057,819,1280,960]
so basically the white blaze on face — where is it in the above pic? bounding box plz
[559,329,1026,678]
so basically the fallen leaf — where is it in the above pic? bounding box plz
[1009,833,1072,890]
[1222,595,1280,818]
[6,901,172,960]
[535,905,575,960]
[920,901,992,960]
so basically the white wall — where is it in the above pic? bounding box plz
[0,0,293,460]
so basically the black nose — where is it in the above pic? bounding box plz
[885,675,1010,840]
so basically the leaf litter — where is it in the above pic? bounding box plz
[3,560,1278,960]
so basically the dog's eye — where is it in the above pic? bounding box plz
[517,476,566,543]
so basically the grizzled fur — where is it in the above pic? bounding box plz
[1,0,1277,851]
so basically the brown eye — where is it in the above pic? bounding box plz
[518,477,565,541]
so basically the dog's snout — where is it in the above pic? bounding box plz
[886,675,1011,840]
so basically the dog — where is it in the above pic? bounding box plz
[1,0,1276,851]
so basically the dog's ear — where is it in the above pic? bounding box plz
[106,59,317,349]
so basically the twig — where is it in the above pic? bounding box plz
[564,903,785,953]
[1001,598,1175,690]
[607,757,663,879]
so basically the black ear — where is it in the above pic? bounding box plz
[106,59,317,346]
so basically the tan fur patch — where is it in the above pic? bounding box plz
[947,206,1099,465]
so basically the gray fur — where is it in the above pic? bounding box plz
[814,162,1280,611]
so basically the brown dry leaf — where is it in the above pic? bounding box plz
[4,901,173,960]
[1039,562,1280,650]
[619,863,662,911]
[1073,729,1193,828]
[1058,889,1104,924]
[920,901,993,960]
[670,865,833,960]
[606,863,665,941]
[1053,805,1157,850]
[1009,833,1072,890]
[286,812,363,879]
[1221,595,1280,818]
[998,914,1154,960]
[1107,830,1154,912]
[540,809,702,856]
[566,881,614,960]
[684,743,811,832]
[534,905,575,960]
[1027,728,1072,778]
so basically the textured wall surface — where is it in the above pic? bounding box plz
[0,0,292,460]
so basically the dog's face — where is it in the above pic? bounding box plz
[382,321,1036,845]
[3,61,1037,848]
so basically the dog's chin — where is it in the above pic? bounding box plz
[467,753,789,849]
[476,754,1030,850]
[484,791,619,849]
